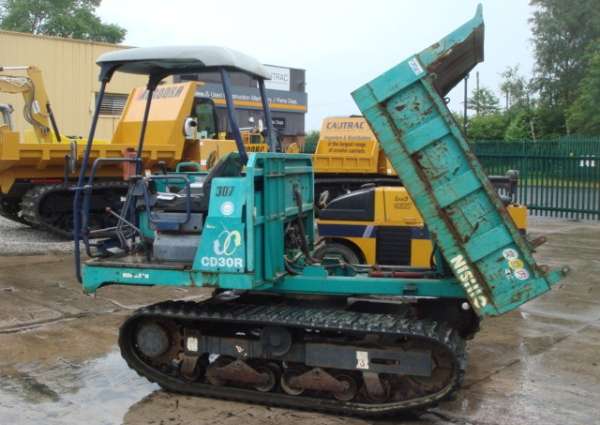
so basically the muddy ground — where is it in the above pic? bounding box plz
[0,217,598,425]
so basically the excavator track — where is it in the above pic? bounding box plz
[20,181,128,238]
[119,298,466,416]
[0,196,29,224]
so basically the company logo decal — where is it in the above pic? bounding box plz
[449,254,488,309]
[213,229,242,256]
[220,201,234,216]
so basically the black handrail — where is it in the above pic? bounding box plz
[220,69,248,165]
[81,156,141,234]
[258,79,277,152]
[73,79,108,283]
[76,156,141,276]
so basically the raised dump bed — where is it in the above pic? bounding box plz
[351,5,567,316]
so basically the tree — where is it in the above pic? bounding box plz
[467,87,500,116]
[500,65,530,110]
[0,0,126,43]
[532,105,565,139]
[505,110,535,141]
[466,113,509,141]
[303,130,319,153]
[530,0,600,112]
[567,46,600,134]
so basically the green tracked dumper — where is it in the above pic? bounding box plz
[73,5,568,416]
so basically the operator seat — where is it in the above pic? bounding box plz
[154,153,243,213]
[148,153,244,263]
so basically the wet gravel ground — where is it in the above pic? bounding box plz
[0,217,598,424]
[0,216,71,255]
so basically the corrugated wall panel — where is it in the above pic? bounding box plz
[0,31,154,140]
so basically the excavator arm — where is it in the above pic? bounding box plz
[0,65,60,143]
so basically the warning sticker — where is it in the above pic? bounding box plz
[502,248,519,260]
[186,337,198,352]
[408,57,424,76]
[509,258,525,270]
[513,268,530,281]
[356,351,369,370]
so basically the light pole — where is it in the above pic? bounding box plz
[463,73,469,137]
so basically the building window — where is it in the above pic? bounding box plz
[95,92,128,116]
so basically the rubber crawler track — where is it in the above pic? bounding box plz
[119,299,466,417]
[0,197,28,224]
[20,181,128,238]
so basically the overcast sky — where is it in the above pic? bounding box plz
[97,0,535,131]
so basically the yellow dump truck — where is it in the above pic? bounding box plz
[312,116,400,202]
[0,66,266,236]
[312,116,523,206]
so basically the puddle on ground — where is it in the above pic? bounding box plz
[0,349,158,425]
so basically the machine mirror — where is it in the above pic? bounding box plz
[184,117,198,140]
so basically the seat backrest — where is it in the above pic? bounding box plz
[202,153,243,198]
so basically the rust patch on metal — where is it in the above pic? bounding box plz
[207,359,269,386]
[289,368,347,393]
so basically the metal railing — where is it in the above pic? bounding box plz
[472,138,600,220]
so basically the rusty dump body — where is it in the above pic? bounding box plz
[422,14,484,97]
[352,4,567,316]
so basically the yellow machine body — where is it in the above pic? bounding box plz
[0,67,269,233]
[313,116,396,176]
[0,74,269,193]
[317,186,528,267]
[0,80,198,194]
[0,65,57,144]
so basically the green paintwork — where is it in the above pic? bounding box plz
[351,4,568,316]
[194,178,247,274]
[138,211,154,239]
[82,262,465,298]
[82,149,467,299]
[83,152,316,292]
[175,161,204,173]
[83,264,193,293]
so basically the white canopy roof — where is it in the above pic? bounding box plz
[97,45,270,79]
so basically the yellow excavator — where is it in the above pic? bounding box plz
[0,65,79,224]
[0,65,63,144]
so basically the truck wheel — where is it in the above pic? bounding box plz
[314,242,362,265]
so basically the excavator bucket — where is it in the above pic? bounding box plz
[352,4,568,317]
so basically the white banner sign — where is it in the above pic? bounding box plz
[264,65,290,91]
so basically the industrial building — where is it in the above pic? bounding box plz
[0,30,307,145]
[0,30,147,140]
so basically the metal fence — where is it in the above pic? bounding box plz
[473,138,600,220]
